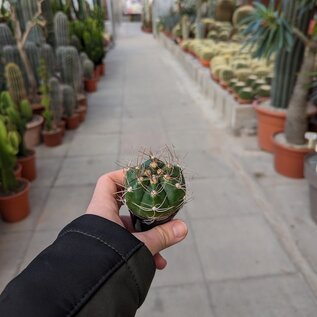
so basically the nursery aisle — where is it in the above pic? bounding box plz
[1,22,317,316]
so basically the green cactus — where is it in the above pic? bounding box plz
[220,68,234,83]
[83,59,94,79]
[229,78,238,89]
[124,150,186,231]
[266,74,273,85]
[70,34,82,51]
[246,75,258,86]
[80,52,89,65]
[54,12,70,47]
[62,84,76,118]
[57,46,83,94]
[218,30,230,41]
[41,0,55,47]
[235,69,252,82]
[5,63,28,106]
[0,111,19,194]
[257,85,271,98]
[252,79,267,91]
[239,87,254,101]
[232,5,254,27]
[215,0,236,22]
[234,81,246,93]
[254,67,270,79]
[49,77,63,126]
[0,23,15,47]
[25,42,40,86]
[40,44,55,77]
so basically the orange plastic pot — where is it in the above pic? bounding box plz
[77,94,87,108]
[200,58,210,68]
[98,63,105,76]
[43,128,63,147]
[76,106,87,123]
[17,149,36,182]
[84,78,97,92]
[273,132,313,179]
[14,163,22,178]
[65,113,80,130]
[254,103,286,152]
[0,178,30,223]
[58,120,66,138]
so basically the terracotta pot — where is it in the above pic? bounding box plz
[65,113,80,130]
[304,153,317,224]
[77,94,87,108]
[254,103,286,152]
[94,68,100,81]
[31,102,45,116]
[58,120,66,137]
[98,63,105,76]
[17,149,37,182]
[142,26,152,33]
[0,178,30,223]
[200,58,210,68]
[24,115,44,149]
[43,128,63,147]
[76,106,87,123]
[237,97,253,105]
[84,78,97,92]
[273,132,313,179]
[14,163,22,178]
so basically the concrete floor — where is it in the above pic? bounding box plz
[1,22,317,316]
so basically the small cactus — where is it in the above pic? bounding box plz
[124,148,186,231]
[252,79,267,91]
[80,52,89,65]
[239,87,254,102]
[83,59,94,79]
[40,44,55,76]
[61,85,76,118]
[49,77,63,126]
[229,78,238,89]
[234,81,247,94]
[257,85,271,98]
[25,41,40,86]
[54,12,70,47]
[220,68,234,83]
[235,69,252,82]
[5,63,28,106]
[246,75,258,86]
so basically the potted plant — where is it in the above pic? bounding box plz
[0,98,30,222]
[123,148,187,232]
[62,85,80,130]
[39,59,62,147]
[83,58,97,93]
[5,63,43,149]
[244,0,314,152]
[244,0,317,178]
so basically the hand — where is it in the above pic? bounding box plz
[86,170,188,270]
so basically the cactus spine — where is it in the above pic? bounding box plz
[271,0,312,109]
[0,23,15,47]
[124,149,186,231]
[62,85,76,118]
[5,63,28,106]
[54,12,70,47]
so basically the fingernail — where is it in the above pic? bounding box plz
[173,221,188,238]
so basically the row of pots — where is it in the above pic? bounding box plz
[0,63,105,224]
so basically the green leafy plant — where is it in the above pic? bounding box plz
[123,148,187,231]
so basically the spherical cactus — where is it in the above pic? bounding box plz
[0,23,15,47]
[54,12,70,47]
[124,150,186,231]
[255,67,270,79]
[252,79,267,91]
[83,59,94,79]
[220,68,234,83]
[235,69,252,82]
[229,78,238,89]
[25,41,40,85]
[234,81,247,94]
[61,84,76,118]
[246,75,258,86]
[5,63,27,106]
[239,87,254,102]
[80,52,89,65]
[232,5,255,27]
[257,85,271,98]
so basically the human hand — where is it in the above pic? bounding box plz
[86,170,188,270]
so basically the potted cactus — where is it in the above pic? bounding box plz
[244,0,317,178]
[0,94,30,222]
[5,63,44,149]
[39,60,62,147]
[237,87,254,105]
[83,58,97,93]
[62,85,80,130]
[257,85,271,103]
[244,1,315,153]
[124,149,187,232]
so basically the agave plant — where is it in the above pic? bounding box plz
[123,147,187,231]
[243,0,317,145]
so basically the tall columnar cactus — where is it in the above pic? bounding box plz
[0,23,15,47]
[26,24,45,45]
[271,1,312,109]
[54,12,70,47]
[124,149,186,231]
[41,0,55,47]
[61,84,76,118]
[83,59,94,79]
[57,46,83,94]
[5,63,28,106]
[181,15,190,40]
[40,43,55,76]
[80,52,89,65]
[25,41,40,85]
[215,0,236,22]
[49,77,63,126]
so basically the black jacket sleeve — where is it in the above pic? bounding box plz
[0,215,156,317]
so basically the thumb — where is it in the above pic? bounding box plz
[134,220,188,255]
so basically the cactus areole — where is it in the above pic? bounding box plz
[124,156,186,231]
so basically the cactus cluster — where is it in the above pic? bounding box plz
[61,84,76,118]
[123,148,187,231]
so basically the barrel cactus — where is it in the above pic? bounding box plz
[232,5,254,27]
[257,85,271,98]
[124,149,186,231]
[239,87,254,102]
[54,12,70,47]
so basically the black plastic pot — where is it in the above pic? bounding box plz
[304,153,317,224]
[129,210,178,232]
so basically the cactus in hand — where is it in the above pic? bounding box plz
[5,63,28,106]
[124,148,186,231]
[62,84,76,118]
[0,114,20,194]
[54,12,70,47]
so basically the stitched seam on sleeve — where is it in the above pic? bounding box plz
[59,229,144,315]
